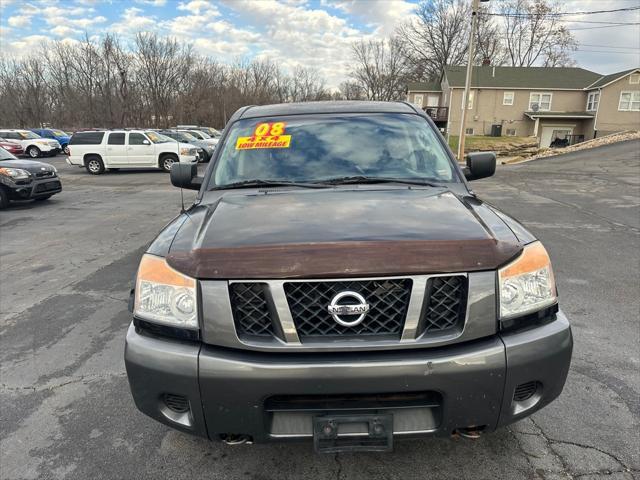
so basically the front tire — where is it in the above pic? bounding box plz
[159,154,178,172]
[63,145,69,155]
[27,146,41,158]
[0,187,8,209]
[85,156,105,175]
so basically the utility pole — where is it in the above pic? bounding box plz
[457,0,486,162]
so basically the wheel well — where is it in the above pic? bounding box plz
[83,153,103,165]
[158,152,178,165]
[26,143,40,151]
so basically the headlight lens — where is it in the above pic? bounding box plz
[134,254,198,329]
[0,167,30,180]
[499,241,557,319]
[180,147,197,155]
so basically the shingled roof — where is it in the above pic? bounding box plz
[406,81,442,92]
[444,66,602,90]
[586,68,640,89]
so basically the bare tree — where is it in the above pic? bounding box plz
[396,0,470,81]
[349,37,410,101]
[338,81,365,100]
[475,6,508,66]
[501,0,578,67]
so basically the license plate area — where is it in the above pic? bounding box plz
[313,414,393,453]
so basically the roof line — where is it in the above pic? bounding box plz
[585,68,640,90]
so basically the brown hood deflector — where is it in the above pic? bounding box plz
[166,239,521,279]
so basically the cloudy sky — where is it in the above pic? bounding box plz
[0,0,638,87]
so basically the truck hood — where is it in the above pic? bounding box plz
[166,188,523,279]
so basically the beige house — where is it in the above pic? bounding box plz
[407,66,640,147]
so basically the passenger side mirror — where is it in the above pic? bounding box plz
[463,152,496,181]
[142,139,150,145]
[170,162,203,190]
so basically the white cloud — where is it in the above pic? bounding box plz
[177,0,219,16]
[51,25,75,37]
[110,7,157,35]
[7,15,31,28]
[330,0,416,35]
[134,0,167,6]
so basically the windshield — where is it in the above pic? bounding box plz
[0,146,16,160]
[146,131,171,143]
[211,114,458,188]
[173,132,197,142]
[191,130,211,139]
[19,131,41,139]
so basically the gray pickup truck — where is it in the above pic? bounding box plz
[125,101,572,453]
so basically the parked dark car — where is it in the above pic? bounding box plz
[126,101,572,453]
[0,146,62,208]
[0,138,24,156]
[157,130,213,162]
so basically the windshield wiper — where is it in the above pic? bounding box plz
[320,175,443,188]
[213,179,328,190]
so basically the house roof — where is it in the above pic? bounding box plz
[586,68,640,89]
[444,66,602,90]
[406,81,441,92]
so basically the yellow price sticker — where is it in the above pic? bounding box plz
[236,135,292,150]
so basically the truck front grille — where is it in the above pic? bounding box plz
[229,283,274,337]
[284,279,411,339]
[419,276,467,335]
[229,275,468,344]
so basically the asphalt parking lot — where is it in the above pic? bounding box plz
[1,140,638,480]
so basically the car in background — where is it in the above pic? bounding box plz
[31,128,72,155]
[0,138,24,156]
[157,130,213,162]
[177,129,219,149]
[66,130,200,174]
[0,146,62,208]
[0,129,61,158]
[175,125,221,138]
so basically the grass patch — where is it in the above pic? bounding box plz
[448,135,534,153]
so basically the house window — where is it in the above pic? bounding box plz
[465,127,474,135]
[586,91,600,111]
[462,90,474,109]
[503,92,514,105]
[529,92,552,111]
[506,128,517,136]
[630,73,640,84]
[619,91,640,111]
[413,94,423,107]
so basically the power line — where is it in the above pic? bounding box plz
[576,49,640,55]
[580,43,640,50]
[567,23,640,31]
[486,6,640,17]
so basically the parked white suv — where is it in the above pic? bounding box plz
[0,129,61,158]
[66,130,200,174]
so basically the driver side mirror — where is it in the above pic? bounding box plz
[463,152,496,181]
[142,139,150,145]
[170,162,203,190]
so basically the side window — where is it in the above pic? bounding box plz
[44,131,54,138]
[108,133,125,145]
[69,132,105,145]
[129,133,148,145]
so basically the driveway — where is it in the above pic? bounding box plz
[1,140,638,479]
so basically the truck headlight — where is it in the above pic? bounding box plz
[0,167,30,180]
[180,147,196,156]
[134,254,198,329]
[499,241,557,319]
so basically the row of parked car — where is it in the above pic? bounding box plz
[0,125,221,208]
[65,125,222,174]
[0,128,71,158]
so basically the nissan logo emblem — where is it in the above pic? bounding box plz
[327,291,370,327]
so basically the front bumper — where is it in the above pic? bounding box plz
[4,176,62,200]
[178,154,199,164]
[125,312,572,443]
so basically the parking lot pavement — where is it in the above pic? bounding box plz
[1,142,638,480]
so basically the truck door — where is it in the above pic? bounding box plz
[106,132,127,165]
[127,133,154,166]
